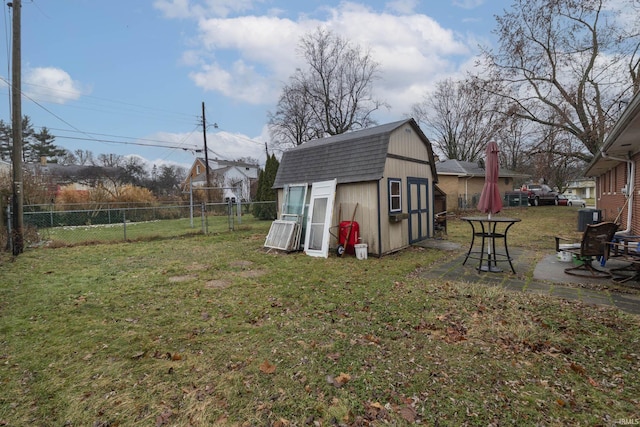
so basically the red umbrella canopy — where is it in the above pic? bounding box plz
[477,141,503,216]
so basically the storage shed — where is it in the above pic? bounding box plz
[271,118,439,257]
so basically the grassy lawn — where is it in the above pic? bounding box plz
[0,207,638,426]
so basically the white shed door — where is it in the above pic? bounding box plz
[304,179,337,258]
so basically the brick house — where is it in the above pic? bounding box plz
[585,90,640,234]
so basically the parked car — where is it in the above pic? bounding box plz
[555,194,569,206]
[504,184,558,206]
[562,194,586,207]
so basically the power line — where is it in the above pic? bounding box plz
[45,126,198,148]
[1,75,203,154]
[0,82,198,126]
[52,133,200,151]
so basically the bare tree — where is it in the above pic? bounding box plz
[268,80,319,148]
[74,149,94,165]
[495,112,535,173]
[481,0,640,161]
[529,121,588,192]
[95,153,123,168]
[269,27,385,147]
[412,77,503,162]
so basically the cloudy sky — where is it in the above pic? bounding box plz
[0,0,504,169]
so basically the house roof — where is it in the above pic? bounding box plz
[191,165,253,183]
[26,162,120,178]
[197,157,258,170]
[585,89,640,176]
[272,119,436,188]
[436,159,528,179]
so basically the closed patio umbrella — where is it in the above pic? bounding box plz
[476,141,503,272]
[477,141,502,219]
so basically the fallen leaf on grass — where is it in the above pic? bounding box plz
[327,352,341,361]
[156,409,173,426]
[570,362,586,376]
[327,372,351,387]
[398,405,417,422]
[259,360,276,374]
[364,334,381,344]
[444,326,467,343]
[131,351,145,360]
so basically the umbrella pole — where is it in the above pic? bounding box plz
[487,213,492,257]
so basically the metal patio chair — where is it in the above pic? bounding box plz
[555,221,619,278]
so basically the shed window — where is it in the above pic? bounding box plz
[389,179,402,213]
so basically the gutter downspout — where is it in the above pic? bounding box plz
[600,150,634,234]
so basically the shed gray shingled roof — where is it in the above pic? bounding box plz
[273,119,434,188]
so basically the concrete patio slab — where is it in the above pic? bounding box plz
[413,239,640,316]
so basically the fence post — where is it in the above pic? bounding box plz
[189,178,194,228]
[201,202,207,234]
[6,204,12,251]
[236,200,242,224]
[123,210,127,241]
[227,199,234,231]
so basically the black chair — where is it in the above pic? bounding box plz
[555,222,619,278]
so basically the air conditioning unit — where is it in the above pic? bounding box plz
[621,185,629,195]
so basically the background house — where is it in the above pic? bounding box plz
[585,90,640,234]
[436,159,528,210]
[185,158,259,202]
[272,118,438,257]
[25,161,121,200]
[563,178,596,205]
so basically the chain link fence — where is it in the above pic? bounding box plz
[2,201,277,250]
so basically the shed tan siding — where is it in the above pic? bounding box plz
[377,127,435,255]
[333,182,379,255]
[388,125,431,161]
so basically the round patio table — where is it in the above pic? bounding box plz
[461,216,521,273]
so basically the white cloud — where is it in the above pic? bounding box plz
[23,67,86,104]
[178,3,474,117]
[153,0,192,19]
[195,15,304,76]
[144,129,267,165]
[189,60,276,105]
[124,153,191,173]
[159,1,484,125]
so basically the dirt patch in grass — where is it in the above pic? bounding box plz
[229,260,254,269]
[205,279,232,289]
[184,262,209,271]
[237,269,265,278]
[167,274,198,283]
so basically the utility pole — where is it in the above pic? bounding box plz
[201,101,211,203]
[10,0,23,255]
